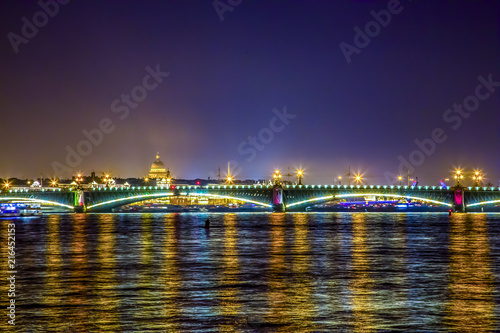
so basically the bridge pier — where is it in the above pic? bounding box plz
[73,190,86,213]
[272,186,285,212]
[452,186,465,212]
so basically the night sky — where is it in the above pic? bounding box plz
[1,0,499,185]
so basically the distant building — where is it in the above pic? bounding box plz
[148,152,170,181]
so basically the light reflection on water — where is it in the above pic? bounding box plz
[446,213,496,331]
[0,212,499,332]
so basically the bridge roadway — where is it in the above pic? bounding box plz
[1,183,500,212]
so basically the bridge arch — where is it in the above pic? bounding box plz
[0,197,74,210]
[467,199,500,208]
[286,193,452,209]
[86,192,272,211]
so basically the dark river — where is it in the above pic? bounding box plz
[1,212,500,332]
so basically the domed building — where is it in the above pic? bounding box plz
[148,152,170,180]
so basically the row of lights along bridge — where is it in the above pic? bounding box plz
[1,167,492,191]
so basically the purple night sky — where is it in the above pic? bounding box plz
[1,0,498,185]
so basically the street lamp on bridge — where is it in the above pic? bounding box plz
[297,169,304,185]
[75,173,84,183]
[225,161,234,184]
[472,170,483,187]
[337,176,342,185]
[398,175,402,186]
[453,169,464,186]
[273,169,282,186]
[354,173,363,185]
[2,181,10,191]
[75,173,84,189]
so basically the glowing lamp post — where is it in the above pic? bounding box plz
[74,173,84,190]
[297,169,304,185]
[454,169,464,186]
[76,173,83,183]
[273,170,282,186]
[354,173,363,185]
[338,176,342,185]
[398,175,402,186]
[472,171,483,187]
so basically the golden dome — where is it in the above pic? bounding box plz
[148,152,168,179]
[151,159,165,170]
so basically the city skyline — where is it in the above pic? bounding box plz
[1,0,498,184]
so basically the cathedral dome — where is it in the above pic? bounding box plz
[148,152,168,179]
[151,159,165,170]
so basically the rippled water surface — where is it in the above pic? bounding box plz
[2,212,500,332]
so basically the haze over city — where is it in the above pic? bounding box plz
[1,0,498,185]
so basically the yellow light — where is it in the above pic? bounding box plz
[353,172,363,181]
[475,171,479,175]
[398,176,402,180]
[338,176,342,179]
[456,170,461,175]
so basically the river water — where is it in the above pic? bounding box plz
[1,212,500,332]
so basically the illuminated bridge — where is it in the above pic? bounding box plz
[1,183,500,213]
